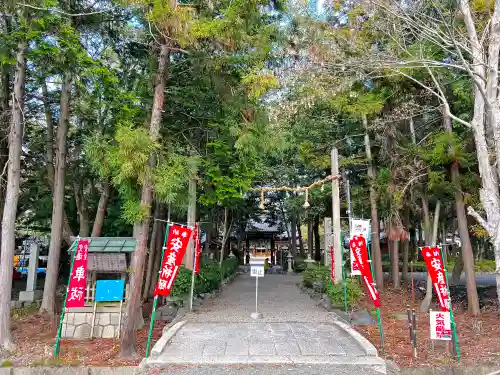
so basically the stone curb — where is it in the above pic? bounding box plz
[396,367,500,375]
[141,271,241,367]
[150,320,186,357]
[333,318,379,357]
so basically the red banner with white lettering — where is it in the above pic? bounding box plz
[350,235,381,308]
[154,225,193,297]
[194,223,201,274]
[66,239,89,308]
[330,246,335,282]
[421,247,450,312]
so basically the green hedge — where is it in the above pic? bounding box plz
[326,278,363,307]
[302,265,363,308]
[302,266,330,290]
[294,257,307,273]
[169,257,239,298]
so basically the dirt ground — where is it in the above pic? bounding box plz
[4,307,163,367]
[355,283,500,368]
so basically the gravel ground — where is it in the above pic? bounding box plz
[183,274,341,324]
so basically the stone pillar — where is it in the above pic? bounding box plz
[19,243,42,302]
[287,253,293,274]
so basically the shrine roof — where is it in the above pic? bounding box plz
[68,237,136,253]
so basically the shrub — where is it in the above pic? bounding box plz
[325,277,363,308]
[170,256,240,298]
[169,267,193,298]
[302,265,331,291]
[294,257,307,273]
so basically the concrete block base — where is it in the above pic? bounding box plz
[18,290,42,302]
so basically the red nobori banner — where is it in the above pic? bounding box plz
[330,246,335,282]
[154,225,193,297]
[194,223,201,274]
[421,247,450,312]
[66,239,90,308]
[350,235,381,308]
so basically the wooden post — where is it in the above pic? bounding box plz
[324,217,332,267]
[331,148,343,283]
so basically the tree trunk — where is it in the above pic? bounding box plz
[205,211,213,254]
[91,180,110,237]
[364,114,383,290]
[388,239,393,281]
[120,43,169,358]
[290,214,298,256]
[149,221,166,298]
[307,220,313,258]
[392,240,400,288]
[0,41,26,351]
[420,201,441,313]
[74,181,89,237]
[41,72,72,315]
[417,222,423,247]
[0,15,10,235]
[402,206,410,281]
[297,222,305,256]
[459,0,500,311]
[219,207,233,265]
[313,216,321,262]
[41,81,73,244]
[451,252,464,285]
[402,239,409,281]
[143,202,161,301]
[443,110,481,315]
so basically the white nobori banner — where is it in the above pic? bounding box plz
[350,219,371,276]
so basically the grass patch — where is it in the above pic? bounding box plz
[1,361,12,367]
[30,358,81,367]
[11,304,38,319]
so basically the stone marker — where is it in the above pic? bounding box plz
[19,243,42,302]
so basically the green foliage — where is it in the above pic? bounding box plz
[241,73,280,100]
[302,266,363,308]
[170,257,240,298]
[1,361,12,368]
[302,265,331,290]
[169,267,193,298]
[293,257,307,273]
[325,278,363,308]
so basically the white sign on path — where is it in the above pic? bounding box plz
[251,265,264,277]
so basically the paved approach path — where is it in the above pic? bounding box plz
[147,273,386,374]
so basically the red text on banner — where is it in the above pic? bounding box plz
[66,239,90,308]
[350,235,381,308]
[421,247,450,312]
[154,225,193,297]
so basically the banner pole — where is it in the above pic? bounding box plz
[189,223,198,312]
[367,240,385,355]
[440,246,460,360]
[54,238,78,358]
[146,224,170,358]
[340,231,348,314]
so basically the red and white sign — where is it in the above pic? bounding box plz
[350,219,371,275]
[194,223,201,274]
[350,235,381,308]
[329,246,335,282]
[66,239,89,308]
[154,225,193,297]
[430,311,451,340]
[421,247,450,312]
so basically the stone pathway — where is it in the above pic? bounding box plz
[147,273,385,373]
